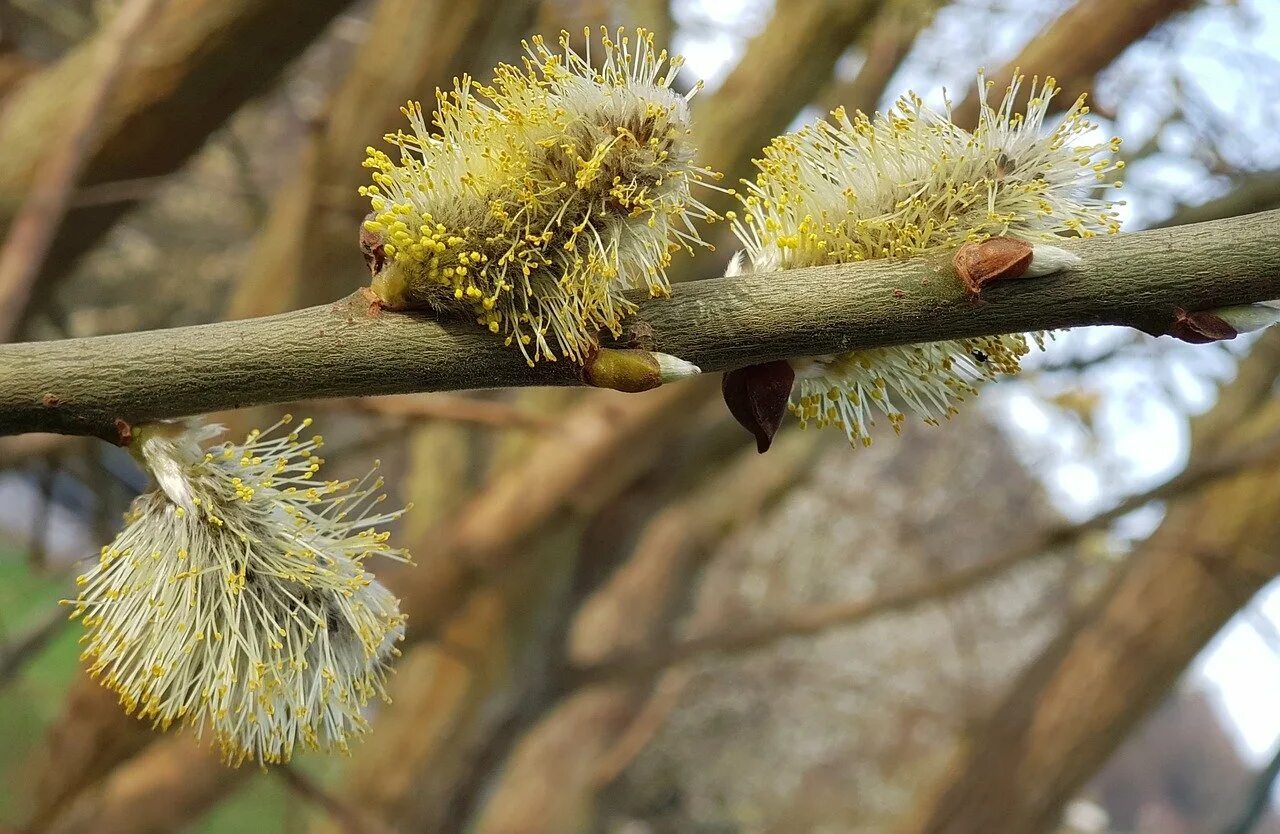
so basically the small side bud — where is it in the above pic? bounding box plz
[1207,302,1280,335]
[954,238,1081,294]
[1166,307,1238,344]
[721,360,796,453]
[1163,304,1280,344]
[584,348,698,392]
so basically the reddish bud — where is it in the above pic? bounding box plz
[359,213,387,277]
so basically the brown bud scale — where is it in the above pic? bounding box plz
[953,236,1034,294]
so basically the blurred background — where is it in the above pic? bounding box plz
[0,0,1279,832]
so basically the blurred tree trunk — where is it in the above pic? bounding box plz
[0,0,358,335]
[902,332,1280,834]
[950,0,1197,128]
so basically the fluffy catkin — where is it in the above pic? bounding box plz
[70,418,409,765]
[362,27,720,365]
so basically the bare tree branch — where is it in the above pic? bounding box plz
[1,209,1277,442]
[572,422,1280,685]
[0,603,67,688]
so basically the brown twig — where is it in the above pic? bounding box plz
[331,393,558,432]
[0,604,68,688]
[590,668,692,788]
[0,0,159,342]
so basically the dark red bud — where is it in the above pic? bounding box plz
[722,360,796,454]
[1167,308,1239,344]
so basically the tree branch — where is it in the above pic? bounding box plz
[1,209,1278,442]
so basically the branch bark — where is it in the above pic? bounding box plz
[2,209,1279,441]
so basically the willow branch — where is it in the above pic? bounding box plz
[1,209,1278,442]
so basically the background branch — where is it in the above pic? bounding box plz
[571,421,1280,686]
[0,0,157,341]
